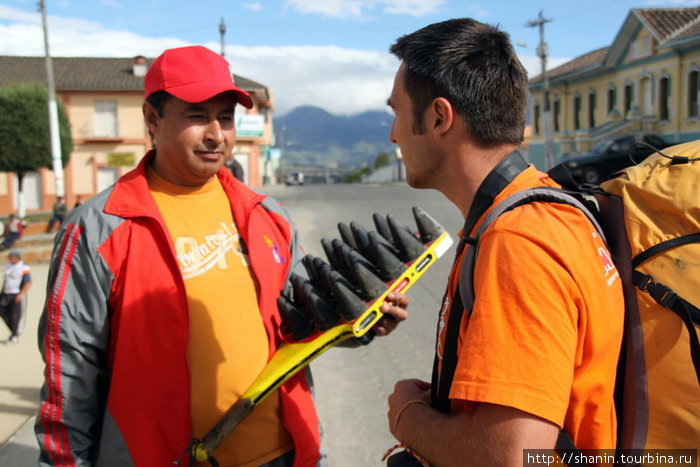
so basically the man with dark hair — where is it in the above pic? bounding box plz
[385,18,624,466]
[36,45,407,466]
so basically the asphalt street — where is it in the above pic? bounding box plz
[0,182,463,466]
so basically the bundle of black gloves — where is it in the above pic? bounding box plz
[277,206,444,342]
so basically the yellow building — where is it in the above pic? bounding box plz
[0,54,274,215]
[528,7,700,169]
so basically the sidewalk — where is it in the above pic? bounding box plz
[0,419,37,466]
[0,262,49,465]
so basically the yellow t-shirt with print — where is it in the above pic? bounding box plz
[148,169,293,467]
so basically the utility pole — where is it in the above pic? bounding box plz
[527,10,555,170]
[40,0,65,202]
[219,18,226,57]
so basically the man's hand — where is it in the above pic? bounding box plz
[338,292,410,347]
[374,292,409,336]
[387,378,431,438]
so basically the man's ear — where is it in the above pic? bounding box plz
[430,97,454,138]
[143,101,159,135]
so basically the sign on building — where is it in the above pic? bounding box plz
[107,152,135,167]
[236,115,265,138]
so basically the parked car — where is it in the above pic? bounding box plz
[285,171,304,186]
[561,133,671,184]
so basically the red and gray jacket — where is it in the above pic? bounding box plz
[36,151,323,466]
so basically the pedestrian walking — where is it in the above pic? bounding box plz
[0,250,31,344]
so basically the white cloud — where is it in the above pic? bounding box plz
[466,4,490,20]
[226,43,558,116]
[284,0,365,19]
[226,44,400,116]
[0,4,566,117]
[0,6,188,57]
[0,5,397,116]
[379,0,446,17]
[242,2,264,11]
[0,5,41,24]
[283,0,445,19]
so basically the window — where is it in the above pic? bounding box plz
[574,94,581,130]
[659,76,670,121]
[553,97,560,133]
[534,102,541,135]
[94,100,118,137]
[624,83,633,117]
[588,91,596,128]
[689,70,699,118]
[607,86,616,114]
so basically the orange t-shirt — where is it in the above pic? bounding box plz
[148,169,293,466]
[436,166,624,449]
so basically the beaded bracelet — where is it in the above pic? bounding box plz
[392,398,428,436]
[381,443,430,466]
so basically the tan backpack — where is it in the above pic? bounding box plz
[602,140,699,454]
[439,140,699,465]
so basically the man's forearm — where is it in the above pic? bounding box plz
[392,400,559,467]
[392,402,487,467]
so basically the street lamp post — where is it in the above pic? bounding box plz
[219,18,226,57]
[40,0,64,203]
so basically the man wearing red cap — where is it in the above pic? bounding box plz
[35,45,407,467]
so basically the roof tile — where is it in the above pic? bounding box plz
[0,56,266,92]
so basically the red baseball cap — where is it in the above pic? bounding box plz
[144,45,253,108]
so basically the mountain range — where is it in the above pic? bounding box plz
[274,106,397,169]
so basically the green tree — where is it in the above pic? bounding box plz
[374,152,391,169]
[344,166,372,183]
[0,84,73,208]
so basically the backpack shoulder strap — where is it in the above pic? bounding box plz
[434,187,603,404]
[458,187,605,315]
[631,233,700,383]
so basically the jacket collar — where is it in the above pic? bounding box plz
[104,150,267,222]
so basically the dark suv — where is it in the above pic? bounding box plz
[561,133,671,184]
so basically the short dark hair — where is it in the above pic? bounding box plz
[145,90,173,117]
[390,18,528,147]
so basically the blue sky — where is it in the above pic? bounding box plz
[1,0,697,115]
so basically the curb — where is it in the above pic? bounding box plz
[0,416,38,466]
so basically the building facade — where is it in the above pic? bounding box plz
[0,54,274,215]
[528,7,700,169]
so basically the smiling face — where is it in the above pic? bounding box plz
[144,92,237,186]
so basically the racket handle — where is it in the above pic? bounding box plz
[194,397,255,461]
[358,329,375,345]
